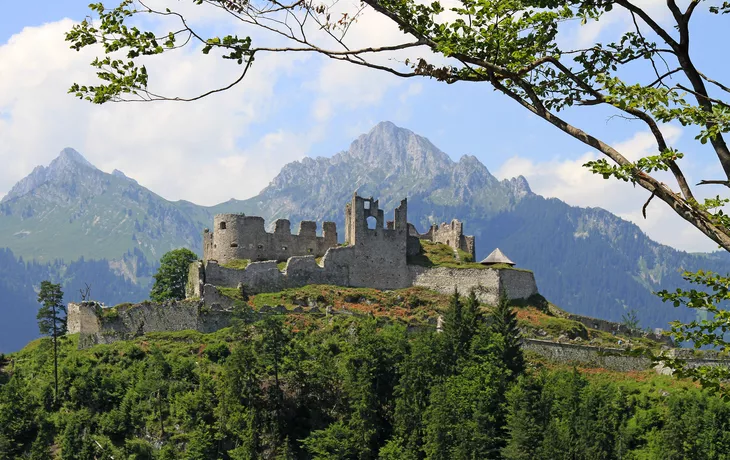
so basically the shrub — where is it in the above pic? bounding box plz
[204,342,231,363]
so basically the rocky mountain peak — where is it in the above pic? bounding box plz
[55,148,96,170]
[112,169,138,184]
[1,148,99,203]
[346,121,453,172]
[503,175,532,199]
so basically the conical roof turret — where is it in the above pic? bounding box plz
[480,248,515,266]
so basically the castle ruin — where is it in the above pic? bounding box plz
[416,220,475,259]
[188,192,538,304]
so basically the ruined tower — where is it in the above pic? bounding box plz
[342,192,410,287]
[203,213,338,265]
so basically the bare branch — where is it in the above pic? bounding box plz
[648,68,681,88]
[643,192,655,218]
[698,71,730,96]
[697,180,730,187]
[614,0,679,49]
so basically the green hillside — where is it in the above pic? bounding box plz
[2,292,727,459]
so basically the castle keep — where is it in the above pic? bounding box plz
[188,192,537,303]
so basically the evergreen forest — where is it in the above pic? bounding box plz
[2,292,730,459]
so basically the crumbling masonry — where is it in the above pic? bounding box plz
[188,192,538,305]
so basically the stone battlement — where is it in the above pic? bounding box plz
[203,214,338,265]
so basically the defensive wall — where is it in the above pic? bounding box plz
[189,257,538,306]
[203,214,338,265]
[563,311,674,347]
[68,301,730,376]
[67,301,232,349]
[522,339,653,372]
[522,339,730,374]
[409,266,537,305]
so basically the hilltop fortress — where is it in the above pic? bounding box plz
[68,192,540,348]
[71,191,729,376]
[188,192,535,303]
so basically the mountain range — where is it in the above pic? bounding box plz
[1,121,727,352]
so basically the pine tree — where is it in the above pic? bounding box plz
[489,291,525,378]
[36,281,66,403]
[442,288,464,370]
[443,289,484,370]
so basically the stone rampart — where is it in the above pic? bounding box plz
[499,269,540,301]
[67,302,102,335]
[187,260,205,298]
[203,242,413,295]
[523,338,653,372]
[67,302,730,376]
[524,339,730,375]
[564,312,674,347]
[69,300,232,348]
[201,255,538,303]
[409,266,537,304]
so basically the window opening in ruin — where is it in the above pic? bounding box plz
[231,243,238,248]
[220,222,226,230]
[367,215,377,230]
[308,248,313,253]
[257,244,264,249]
[282,246,287,251]
[364,201,370,210]
[446,240,450,246]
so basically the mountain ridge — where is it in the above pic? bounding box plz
[0,121,727,350]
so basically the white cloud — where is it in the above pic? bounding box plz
[301,5,423,122]
[0,17,318,205]
[0,2,431,205]
[496,125,720,252]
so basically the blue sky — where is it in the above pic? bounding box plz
[0,0,726,252]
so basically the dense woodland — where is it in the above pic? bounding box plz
[2,292,730,459]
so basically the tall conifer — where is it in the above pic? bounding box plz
[36,281,66,403]
[490,291,525,378]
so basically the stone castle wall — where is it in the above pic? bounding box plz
[69,303,730,377]
[196,255,538,305]
[67,302,102,335]
[522,339,653,372]
[410,266,538,305]
[203,214,338,265]
[69,300,232,348]
[523,339,730,374]
[418,219,476,259]
[564,312,674,347]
